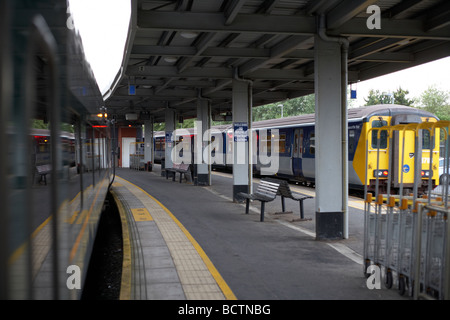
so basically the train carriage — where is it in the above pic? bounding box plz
[1,1,113,299]
[154,104,440,193]
[251,104,440,192]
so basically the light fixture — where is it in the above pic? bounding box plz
[180,31,199,39]
[164,56,178,63]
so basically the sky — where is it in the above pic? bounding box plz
[352,56,450,107]
[68,1,450,104]
[68,0,131,95]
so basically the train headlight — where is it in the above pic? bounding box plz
[421,170,431,177]
[373,169,389,177]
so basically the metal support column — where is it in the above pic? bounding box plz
[314,33,347,240]
[232,78,252,202]
[165,108,175,171]
[144,117,154,170]
[196,97,211,186]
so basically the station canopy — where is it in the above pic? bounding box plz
[104,0,450,124]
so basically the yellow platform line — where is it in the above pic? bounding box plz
[115,175,237,300]
[110,189,132,300]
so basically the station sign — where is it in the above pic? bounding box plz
[234,122,248,142]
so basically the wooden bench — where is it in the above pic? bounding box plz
[165,163,191,183]
[266,178,313,220]
[36,164,51,185]
[238,179,281,222]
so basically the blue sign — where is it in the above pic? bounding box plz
[234,122,248,142]
[129,85,136,95]
[402,164,410,173]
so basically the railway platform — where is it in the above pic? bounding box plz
[110,166,408,300]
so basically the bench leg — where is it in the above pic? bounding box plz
[172,172,176,181]
[299,200,304,220]
[245,199,250,214]
[260,202,265,222]
[39,174,47,185]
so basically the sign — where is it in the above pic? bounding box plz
[234,122,248,142]
[402,164,410,173]
[131,208,153,222]
[166,131,173,148]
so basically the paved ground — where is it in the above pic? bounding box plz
[114,166,408,300]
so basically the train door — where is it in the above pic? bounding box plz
[390,114,422,188]
[121,137,135,168]
[292,128,303,178]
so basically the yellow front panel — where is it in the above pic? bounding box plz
[397,129,416,184]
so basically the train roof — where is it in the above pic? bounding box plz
[152,105,438,135]
[252,104,438,129]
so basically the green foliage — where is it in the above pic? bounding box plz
[252,94,315,121]
[364,87,415,106]
[32,119,74,133]
[417,85,450,121]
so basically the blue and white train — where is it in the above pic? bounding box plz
[153,104,441,192]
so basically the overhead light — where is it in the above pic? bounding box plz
[180,31,199,39]
[126,113,138,121]
[164,56,178,63]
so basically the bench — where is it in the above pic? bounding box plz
[36,164,51,185]
[265,178,314,220]
[238,179,281,222]
[165,163,191,183]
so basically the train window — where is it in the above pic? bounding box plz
[371,120,388,149]
[279,133,286,154]
[310,133,315,154]
[299,130,303,154]
[294,133,299,156]
[260,130,272,156]
[348,130,356,155]
[422,129,431,149]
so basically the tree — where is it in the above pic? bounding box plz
[364,87,414,106]
[252,94,315,121]
[417,86,450,121]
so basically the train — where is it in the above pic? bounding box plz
[153,104,441,193]
[1,1,113,299]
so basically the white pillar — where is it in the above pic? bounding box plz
[144,118,154,169]
[314,35,345,240]
[232,79,252,202]
[165,109,175,170]
[196,98,211,186]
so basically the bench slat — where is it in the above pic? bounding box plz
[262,178,313,220]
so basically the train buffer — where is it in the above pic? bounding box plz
[165,163,191,183]
[36,164,51,185]
[239,179,281,222]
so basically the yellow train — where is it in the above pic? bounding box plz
[355,105,442,194]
